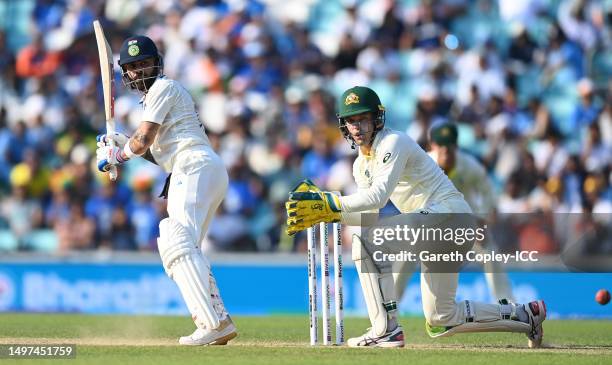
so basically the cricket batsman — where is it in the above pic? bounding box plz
[393,121,515,302]
[285,86,545,348]
[96,35,237,345]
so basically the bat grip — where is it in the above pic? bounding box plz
[109,165,118,181]
[107,137,118,181]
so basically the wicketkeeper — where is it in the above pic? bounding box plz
[285,86,545,348]
[96,35,237,345]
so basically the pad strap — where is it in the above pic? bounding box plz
[499,300,518,320]
[464,300,474,323]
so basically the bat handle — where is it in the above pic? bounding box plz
[107,136,118,181]
[109,164,118,181]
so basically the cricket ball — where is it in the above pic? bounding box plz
[595,289,610,305]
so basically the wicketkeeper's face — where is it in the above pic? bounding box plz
[345,112,375,147]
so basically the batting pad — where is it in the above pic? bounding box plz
[158,218,220,330]
[426,319,530,338]
[426,300,530,338]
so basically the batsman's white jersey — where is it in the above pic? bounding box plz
[428,150,496,215]
[142,76,213,173]
[340,128,465,215]
[143,76,230,332]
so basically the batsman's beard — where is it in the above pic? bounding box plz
[123,65,161,93]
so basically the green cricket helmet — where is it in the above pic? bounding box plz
[336,86,385,148]
[429,120,458,146]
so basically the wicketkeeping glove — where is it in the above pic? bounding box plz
[291,179,321,194]
[285,180,342,236]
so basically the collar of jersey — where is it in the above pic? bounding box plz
[138,75,166,103]
[361,128,386,159]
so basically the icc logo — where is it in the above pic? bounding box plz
[0,273,15,310]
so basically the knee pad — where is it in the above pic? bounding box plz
[158,218,211,276]
[426,300,530,338]
[157,218,219,330]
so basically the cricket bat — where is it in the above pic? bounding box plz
[93,20,118,181]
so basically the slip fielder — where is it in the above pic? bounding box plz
[96,35,237,345]
[285,86,545,348]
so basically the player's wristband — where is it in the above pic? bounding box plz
[122,142,138,159]
[116,149,130,163]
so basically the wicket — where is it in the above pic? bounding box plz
[307,222,344,346]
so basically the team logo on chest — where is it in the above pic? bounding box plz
[383,152,391,163]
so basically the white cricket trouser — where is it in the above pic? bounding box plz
[166,148,228,250]
[393,230,515,305]
[417,198,505,326]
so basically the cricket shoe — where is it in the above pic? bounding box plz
[524,300,546,348]
[179,316,238,346]
[347,325,405,348]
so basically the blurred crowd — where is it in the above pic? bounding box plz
[0,0,609,254]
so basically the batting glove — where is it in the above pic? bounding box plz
[96,132,130,148]
[96,144,129,172]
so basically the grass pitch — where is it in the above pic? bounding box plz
[0,314,610,364]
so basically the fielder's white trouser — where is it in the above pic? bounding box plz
[480,243,515,302]
[393,241,515,302]
[364,198,528,335]
[415,200,526,333]
[158,149,229,330]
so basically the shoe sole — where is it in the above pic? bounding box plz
[211,331,238,345]
[528,300,546,349]
[179,324,238,346]
[374,341,404,348]
[347,340,405,348]
[528,334,542,349]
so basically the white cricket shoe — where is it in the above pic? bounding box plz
[179,316,238,346]
[347,325,405,348]
[524,300,546,348]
